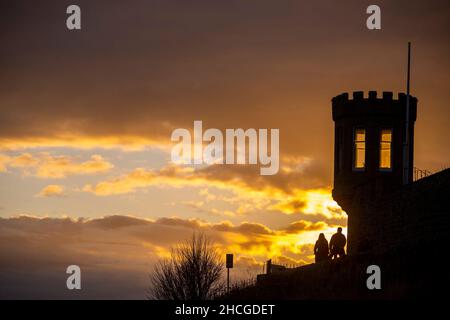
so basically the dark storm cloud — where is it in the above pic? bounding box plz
[1,0,448,300]
[0,214,333,298]
[1,1,449,175]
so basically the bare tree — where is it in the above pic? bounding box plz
[149,233,224,300]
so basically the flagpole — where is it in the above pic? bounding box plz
[403,42,411,185]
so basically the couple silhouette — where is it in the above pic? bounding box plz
[314,227,346,263]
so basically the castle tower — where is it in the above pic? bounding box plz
[331,91,417,254]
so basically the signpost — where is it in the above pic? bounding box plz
[226,254,233,293]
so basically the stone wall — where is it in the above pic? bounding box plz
[357,168,450,255]
[228,248,446,299]
[229,169,450,299]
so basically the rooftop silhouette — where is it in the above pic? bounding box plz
[225,91,450,299]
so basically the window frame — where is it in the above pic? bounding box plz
[352,127,366,171]
[379,127,393,172]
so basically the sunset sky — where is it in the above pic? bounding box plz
[1,0,449,299]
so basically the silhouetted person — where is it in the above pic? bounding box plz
[314,233,329,263]
[329,227,346,259]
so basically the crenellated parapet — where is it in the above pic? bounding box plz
[332,91,417,122]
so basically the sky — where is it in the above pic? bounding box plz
[0,0,449,299]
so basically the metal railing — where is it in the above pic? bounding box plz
[212,278,257,299]
[413,167,432,181]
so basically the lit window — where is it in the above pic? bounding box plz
[380,128,392,169]
[353,128,365,169]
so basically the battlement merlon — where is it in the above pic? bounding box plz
[332,91,417,122]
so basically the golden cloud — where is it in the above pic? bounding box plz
[36,184,65,198]
[0,153,114,178]
[1,214,336,261]
[0,213,346,298]
[82,162,346,220]
[0,154,8,172]
[282,220,328,234]
[0,136,168,152]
